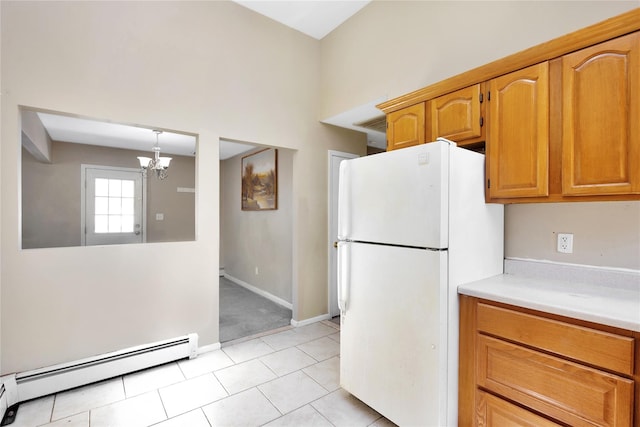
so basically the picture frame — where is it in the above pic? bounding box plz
[241,148,278,211]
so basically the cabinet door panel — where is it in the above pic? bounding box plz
[488,62,549,199]
[477,335,634,427]
[386,103,425,151]
[562,32,640,195]
[476,390,562,427]
[429,84,483,144]
[477,303,635,376]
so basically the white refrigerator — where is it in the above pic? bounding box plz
[337,139,504,426]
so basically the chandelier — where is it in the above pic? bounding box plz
[137,130,172,180]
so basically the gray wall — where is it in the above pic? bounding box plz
[22,141,195,249]
[320,1,640,270]
[220,148,294,303]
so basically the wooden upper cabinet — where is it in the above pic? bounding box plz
[428,84,484,145]
[487,62,550,199]
[562,32,640,196]
[386,102,425,151]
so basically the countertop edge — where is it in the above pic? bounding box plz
[458,284,640,332]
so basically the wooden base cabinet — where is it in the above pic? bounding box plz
[459,296,639,427]
[476,390,562,427]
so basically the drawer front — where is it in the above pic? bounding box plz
[476,390,562,427]
[477,335,634,427]
[477,302,634,375]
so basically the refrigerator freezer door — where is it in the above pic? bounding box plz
[339,241,448,426]
[338,141,449,249]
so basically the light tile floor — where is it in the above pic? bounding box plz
[11,321,396,427]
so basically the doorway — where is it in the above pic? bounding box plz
[82,165,145,246]
[219,141,294,342]
[327,150,359,320]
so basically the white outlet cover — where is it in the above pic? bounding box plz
[557,233,573,253]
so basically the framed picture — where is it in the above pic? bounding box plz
[241,148,277,211]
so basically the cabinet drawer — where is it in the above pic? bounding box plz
[477,303,634,375]
[477,335,634,427]
[476,390,562,427]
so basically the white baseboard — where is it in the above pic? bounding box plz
[291,313,331,327]
[223,274,293,310]
[198,343,221,355]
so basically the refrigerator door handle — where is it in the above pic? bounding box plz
[337,161,351,240]
[337,241,349,315]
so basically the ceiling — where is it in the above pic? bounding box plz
[36,112,258,160]
[37,112,197,157]
[233,0,370,40]
[32,1,385,160]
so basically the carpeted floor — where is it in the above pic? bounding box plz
[219,276,292,343]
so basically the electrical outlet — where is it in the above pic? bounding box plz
[557,233,574,254]
[255,266,259,275]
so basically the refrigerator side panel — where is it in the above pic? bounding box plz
[448,147,504,285]
[337,142,449,248]
[447,146,505,425]
[339,242,448,426]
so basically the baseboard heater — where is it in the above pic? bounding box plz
[15,334,198,402]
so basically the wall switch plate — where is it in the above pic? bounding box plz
[557,233,573,253]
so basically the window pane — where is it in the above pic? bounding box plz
[95,197,109,214]
[91,175,141,236]
[95,179,109,196]
[95,215,108,233]
[121,215,134,232]
[109,179,122,197]
[109,215,121,232]
[108,197,121,215]
[121,198,134,215]
[121,180,134,198]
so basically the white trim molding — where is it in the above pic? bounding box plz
[224,274,293,310]
[290,313,331,327]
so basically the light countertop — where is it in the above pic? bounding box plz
[458,260,640,332]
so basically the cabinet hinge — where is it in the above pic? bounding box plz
[479,93,483,103]
[487,179,491,189]
[480,117,484,127]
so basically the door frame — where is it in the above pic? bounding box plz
[81,164,147,246]
[327,150,359,318]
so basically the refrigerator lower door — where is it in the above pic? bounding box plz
[339,241,448,426]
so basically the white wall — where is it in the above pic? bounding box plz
[506,202,640,269]
[320,1,639,119]
[320,1,640,271]
[1,1,364,374]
